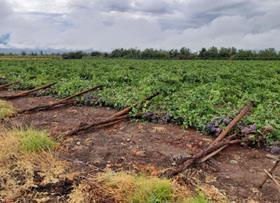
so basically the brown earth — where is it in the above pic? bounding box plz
[2,91,280,202]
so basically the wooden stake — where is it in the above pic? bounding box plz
[65,115,128,136]
[111,92,160,118]
[201,132,237,161]
[17,84,103,114]
[259,160,280,189]
[0,81,19,90]
[164,139,242,177]
[263,169,280,192]
[0,82,56,100]
[163,103,253,177]
[64,91,160,136]
[266,154,280,161]
[199,145,228,163]
[210,102,252,146]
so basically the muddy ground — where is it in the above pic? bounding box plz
[2,91,280,202]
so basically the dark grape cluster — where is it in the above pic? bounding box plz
[205,117,230,136]
[205,116,257,137]
[80,93,99,106]
[268,146,280,154]
[241,124,257,135]
[143,112,172,124]
[0,77,7,85]
[32,89,52,97]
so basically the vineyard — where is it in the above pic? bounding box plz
[1,57,280,202]
[0,58,280,143]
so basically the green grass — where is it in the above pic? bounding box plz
[97,171,212,203]
[14,128,57,152]
[185,193,209,203]
[97,171,186,203]
[131,176,172,203]
[0,100,14,119]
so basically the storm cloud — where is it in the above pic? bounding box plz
[1,0,280,50]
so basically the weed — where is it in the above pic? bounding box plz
[96,171,191,203]
[0,100,14,118]
[14,128,57,152]
[0,126,67,201]
[184,192,209,203]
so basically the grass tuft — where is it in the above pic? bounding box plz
[0,100,15,118]
[184,192,209,203]
[14,128,57,152]
[131,175,173,203]
[97,171,191,203]
[0,126,66,200]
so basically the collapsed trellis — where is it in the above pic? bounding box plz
[0,82,56,100]
[162,102,253,177]
[64,92,160,136]
[0,81,19,91]
[15,84,104,115]
[1,81,159,136]
[2,80,280,193]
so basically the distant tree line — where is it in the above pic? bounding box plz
[1,47,280,60]
[61,47,280,60]
[107,47,280,60]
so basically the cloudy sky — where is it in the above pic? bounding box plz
[0,0,280,51]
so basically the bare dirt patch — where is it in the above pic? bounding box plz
[2,91,280,202]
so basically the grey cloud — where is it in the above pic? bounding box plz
[102,0,132,12]
[2,0,280,50]
[132,0,173,14]
[158,0,266,30]
[70,0,132,12]
[0,0,12,19]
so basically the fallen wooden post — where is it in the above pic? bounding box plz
[16,84,104,114]
[164,139,243,177]
[266,154,280,161]
[64,91,160,136]
[199,133,237,163]
[263,169,280,192]
[199,145,228,163]
[0,81,19,90]
[0,82,56,100]
[65,114,129,136]
[162,102,253,178]
[111,92,160,118]
[259,158,280,189]
[210,102,252,147]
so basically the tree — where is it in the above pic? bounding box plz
[219,47,231,59]
[90,51,103,57]
[62,51,85,59]
[169,49,179,59]
[207,46,218,59]
[179,47,191,59]
[235,49,256,60]
[258,48,277,60]
[199,48,207,59]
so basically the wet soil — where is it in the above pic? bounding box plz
[3,91,280,202]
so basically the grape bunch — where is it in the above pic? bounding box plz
[0,77,7,85]
[80,93,98,106]
[143,112,172,124]
[205,116,257,137]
